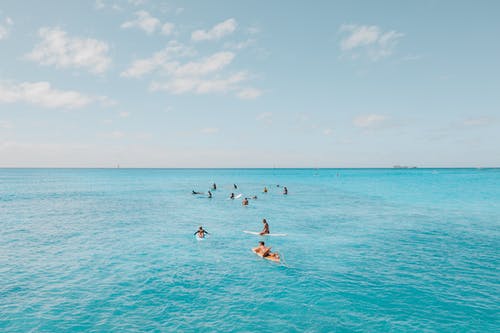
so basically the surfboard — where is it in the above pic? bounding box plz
[252,248,280,263]
[243,231,287,236]
[235,194,242,199]
[196,235,206,241]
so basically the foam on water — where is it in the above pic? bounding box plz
[1,168,499,331]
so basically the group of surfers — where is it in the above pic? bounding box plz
[192,183,287,262]
[193,183,288,206]
[194,218,280,262]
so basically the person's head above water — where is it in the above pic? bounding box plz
[263,218,267,224]
[259,241,265,246]
[199,226,203,230]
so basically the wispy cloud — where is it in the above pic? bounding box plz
[200,127,219,134]
[339,24,403,61]
[0,81,109,109]
[121,10,161,34]
[150,71,248,95]
[353,114,388,128]
[26,27,111,74]
[191,18,237,41]
[121,41,194,78]
[462,117,495,127]
[237,87,262,99]
[0,16,13,40]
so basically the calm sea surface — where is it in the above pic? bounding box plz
[1,168,499,332]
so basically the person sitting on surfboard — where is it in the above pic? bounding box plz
[212,183,217,190]
[253,241,280,261]
[194,226,209,238]
[207,190,212,198]
[283,186,288,195]
[230,193,235,199]
[260,219,270,235]
[242,198,249,206]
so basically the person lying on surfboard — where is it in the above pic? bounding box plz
[260,219,270,235]
[192,190,204,195]
[253,241,280,261]
[194,226,209,238]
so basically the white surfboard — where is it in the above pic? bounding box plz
[243,230,287,236]
[235,194,242,199]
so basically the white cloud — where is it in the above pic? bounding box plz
[462,117,495,127]
[0,81,108,109]
[339,24,403,60]
[353,114,387,128]
[224,38,256,50]
[121,11,161,34]
[237,88,262,99]
[26,27,111,74]
[161,22,175,35]
[150,71,247,95]
[0,17,13,40]
[191,18,237,41]
[200,127,219,134]
[121,41,194,78]
[173,52,234,76]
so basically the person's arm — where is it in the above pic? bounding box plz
[204,230,210,235]
[194,231,198,235]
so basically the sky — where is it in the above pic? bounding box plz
[0,0,499,167]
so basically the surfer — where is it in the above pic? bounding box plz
[242,198,249,206]
[260,219,270,235]
[207,190,212,198]
[234,184,238,189]
[192,190,203,195]
[194,226,209,238]
[230,193,235,199]
[253,241,280,261]
[252,195,258,199]
[263,186,268,193]
[283,186,288,195]
[212,183,217,190]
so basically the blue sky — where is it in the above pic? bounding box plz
[0,0,499,167]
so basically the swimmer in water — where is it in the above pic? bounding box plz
[259,218,269,235]
[230,193,235,199]
[212,183,217,190]
[208,190,212,198]
[263,186,268,193]
[234,184,238,189]
[194,226,209,238]
[283,186,288,195]
[242,198,249,206]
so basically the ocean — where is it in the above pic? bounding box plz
[1,168,499,332]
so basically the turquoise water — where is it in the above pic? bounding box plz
[1,168,499,332]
